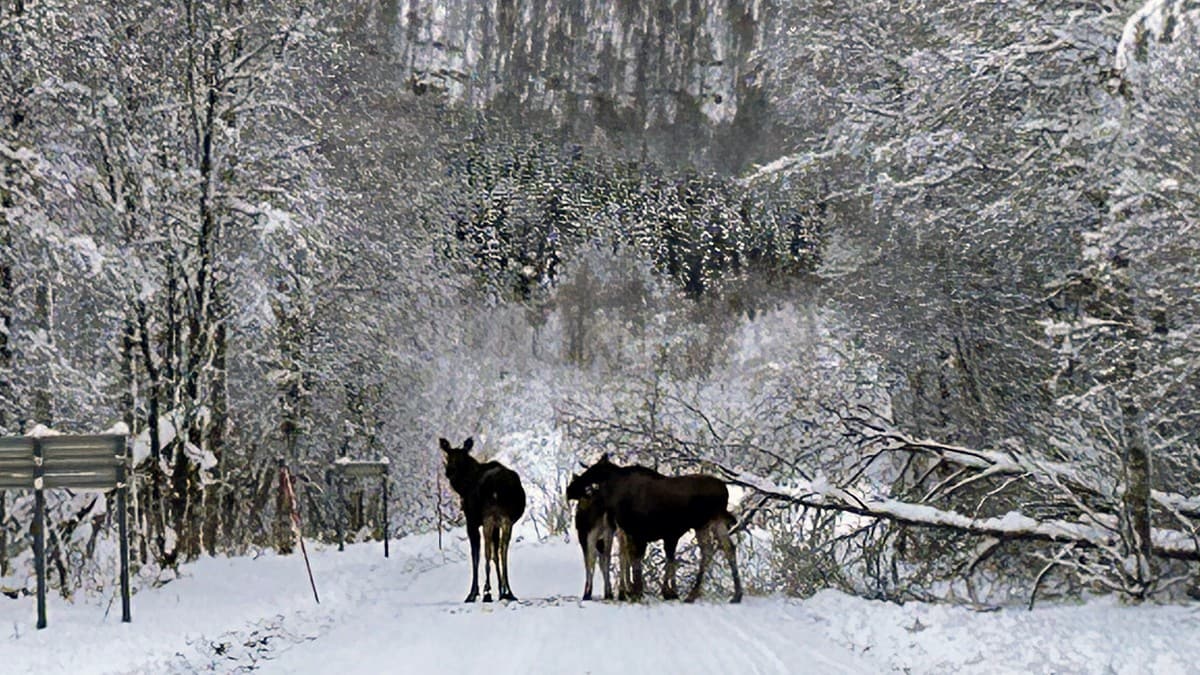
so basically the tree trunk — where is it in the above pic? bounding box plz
[1121,400,1153,597]
[0,493,7,577]
[0,200,12,435]
[133,303,163,563]
[0,0,24,436]
[31,279,52,426]
[275,298,309,550]
[275,460,294,554]
[202,292,228,553]
[176,3,225,561]
[1111,261,1155,597]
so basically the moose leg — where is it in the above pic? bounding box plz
[661,536,680,600]
[714,519,742,604]
[497,519,508,599]
[482,518,496,602]
[598,520,614,601]
[617,529,633,600]
[630,539,648,600]
[582,526,597,600]
[580,527,594,600]
[685,526,714,603]
[465,524,481,603]
[499,518,518,601]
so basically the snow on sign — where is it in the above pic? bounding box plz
[0,434,132,630]
[334,459,389,478]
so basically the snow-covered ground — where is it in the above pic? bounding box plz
[3,531,1198,674]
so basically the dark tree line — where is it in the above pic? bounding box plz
[444,133,823,301]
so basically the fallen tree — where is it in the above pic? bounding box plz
[559,350,1199,602]
[686,407,1200,602]
[713,463,1199,562]
[838,410,1200,521]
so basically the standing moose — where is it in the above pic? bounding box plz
[441,437,526,602]
[568,462,662,601]
[571,478,621,601]
[567,454,743,603]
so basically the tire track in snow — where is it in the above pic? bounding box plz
[119,545,466,674]
[259,541,876,674]
[708,605,793,673]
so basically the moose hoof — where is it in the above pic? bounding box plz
[662,590,680,601]
[684,594,700,604]
[464,593,478,603]
[582,591,592,601]
[500,592,518,602]
[603,592,614,601]
[730,593,743,604]
[483,593,494,603]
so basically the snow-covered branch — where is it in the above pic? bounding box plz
[1117,0,1200,71]
[841,412,1200,520]
[715,462,1200,561]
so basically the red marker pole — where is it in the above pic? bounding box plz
[281,463,320,604]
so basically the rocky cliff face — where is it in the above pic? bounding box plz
[381,0,778,171]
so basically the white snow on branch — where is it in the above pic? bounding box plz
[718,463,1199,560]
[844,423,1200,518]
[737,149,841,186]
[1117,0,1200,71]
[1036,316,1129,338]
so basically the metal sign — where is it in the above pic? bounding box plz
[335,460,389,479]
[0,437,35,489]
[331,458,391,558]
[0,435,125,489]
[0,434,131,629]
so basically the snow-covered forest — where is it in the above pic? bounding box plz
[3,0,1200,670]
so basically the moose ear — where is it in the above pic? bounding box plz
[463,437,474,452]
[439,438,452,453]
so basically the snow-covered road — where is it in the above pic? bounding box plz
[265,540,871,674]
[5,532,1200,674]
[3,534,874,674]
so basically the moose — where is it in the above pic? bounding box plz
[567,454,743,603]
[440,437,526,602]
[570,462,665,601]
[572,482,619,601]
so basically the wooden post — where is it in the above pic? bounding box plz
[32,437,46,630]
[117,450,131,623]
[381,467,389,559]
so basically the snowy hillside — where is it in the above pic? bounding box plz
[4,532,1197,674]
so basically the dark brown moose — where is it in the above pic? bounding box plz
[569,462,663,601]
[566,454,742,603]
[572,483,618,601]
[441,437,526,602]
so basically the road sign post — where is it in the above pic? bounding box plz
[0,434,131,629]
[32,438,46,630]
[332,458,390,558]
